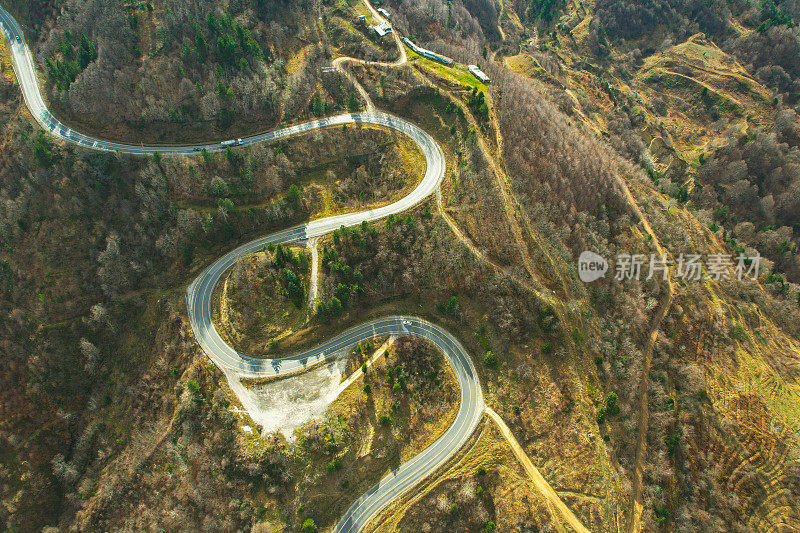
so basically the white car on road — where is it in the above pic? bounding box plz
[402,320,412,326]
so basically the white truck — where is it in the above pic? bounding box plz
[221,138,243,147]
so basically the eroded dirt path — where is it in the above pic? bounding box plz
[486,407,590,533]
[615,180,676,533]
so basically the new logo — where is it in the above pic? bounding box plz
[578,251,608,283]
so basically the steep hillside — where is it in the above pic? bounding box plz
[1,0,800,531]
[380,0,800,529]
[4,0,387,142]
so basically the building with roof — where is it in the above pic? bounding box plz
[403,37,454,66]
[373,21,392,37]
[468,64,491,84]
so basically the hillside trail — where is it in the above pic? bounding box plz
[334,1,566,316]
[336,0,567,348]
[336,336,396,395]
[486,92,584,313]
[434,188,552,299]
[620,174,797,533]
[415,66,602,531]
[615,182,676,533]
[323,0,567,321]
[417,68,564,310]
[488,34,680,528]
[428,53,675,533]
[486,407,591,533]
[330,6,597,529]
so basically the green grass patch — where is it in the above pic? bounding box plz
[407,49,487,91]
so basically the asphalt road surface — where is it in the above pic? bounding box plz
[1,8,483,531]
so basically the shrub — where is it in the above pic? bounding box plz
[326,458,342,473]
[33,134,55,168]
[483,351,498,368]
[316,296,343,320]
[666,433,680,455]
[286,183,301,207]
[302,518,317,533]
[437,295,460,315]
[348,92,359,111]
[654,505,669,525]
[379,414,392,426]
[596,405,606,424]
[605,392,620,416]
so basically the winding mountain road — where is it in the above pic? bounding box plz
[1,5,484,531]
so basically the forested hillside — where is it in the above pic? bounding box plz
[389,0,800,528]
[5,0,378,141]
[1,0,799,531]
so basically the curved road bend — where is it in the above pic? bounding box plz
[0,6,430,160]
[1,7,483,531]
